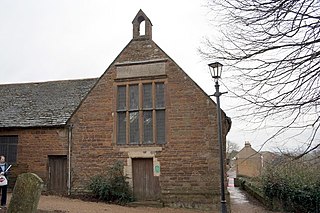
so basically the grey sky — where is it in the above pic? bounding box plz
[0,1,210,84]
[1,0,304,151]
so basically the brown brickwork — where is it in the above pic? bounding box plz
[0,128,68,190]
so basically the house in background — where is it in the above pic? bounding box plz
[235,141,262,177]
[231,142,282,178]
[0,10,231,211]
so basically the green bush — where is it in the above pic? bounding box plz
[262,159,320,212]
[88,161,133,204]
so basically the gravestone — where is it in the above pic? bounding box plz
[7,173,43,213]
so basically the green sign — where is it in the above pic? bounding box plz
[154,165,160,173]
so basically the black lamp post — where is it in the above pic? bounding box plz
[208,62,227,213]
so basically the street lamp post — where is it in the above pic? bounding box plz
[208,62,227,213]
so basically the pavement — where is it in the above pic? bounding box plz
[227,168,279,213]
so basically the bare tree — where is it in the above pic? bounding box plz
[226,140,240,154]
[200,0,320,156]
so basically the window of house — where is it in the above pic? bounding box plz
[0,136,18,164]
[116,82,166,145]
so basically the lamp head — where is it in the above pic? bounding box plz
[208,62,223,79]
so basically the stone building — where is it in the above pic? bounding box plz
[235,142,262,177]
[0,10,231,210]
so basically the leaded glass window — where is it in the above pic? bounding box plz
[156,110,166,144]
[116,81,166,145]
[129,85,139,110]
[0,136,18,164]
[143,111,153,144]
[129,112,139,144]
[143,84,152,109]
[156,83,165,108]
[117,86,126,111]
[117,112,126,144]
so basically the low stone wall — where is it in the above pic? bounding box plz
[235,178,266,205]
[235,177,288,212]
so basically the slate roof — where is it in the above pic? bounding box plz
[0,78,98,128]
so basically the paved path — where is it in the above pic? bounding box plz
[227,168,274,213]
[229,186,276,213]
[227,168,279,213]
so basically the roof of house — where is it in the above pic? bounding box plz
[0,78,98,128]
[236,141,261,159]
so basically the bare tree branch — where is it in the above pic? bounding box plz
[200,0,320,156]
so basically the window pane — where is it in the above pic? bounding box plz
[0,145,7,158]
[143,84,152,109]
[0,136,18,164]
[129,112,139,144]
[143,111,153,144]
[117,86,126,110]
[156,83,165,108]
[129,85,139,110]
[8,145,17,163]
[156,110,166,144]
[117,112,126,144]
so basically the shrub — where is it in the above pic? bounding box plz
[88,161,133,204]
[261,158,320,212]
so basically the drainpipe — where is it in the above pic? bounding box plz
[67,124,73,195]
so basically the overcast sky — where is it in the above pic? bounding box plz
[0,0,303,151]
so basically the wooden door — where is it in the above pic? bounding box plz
[48,155,68,194]
[132,158,160,201]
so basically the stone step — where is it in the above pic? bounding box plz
[127,201,164,208]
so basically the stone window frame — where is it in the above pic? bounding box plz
[115,79,167,145]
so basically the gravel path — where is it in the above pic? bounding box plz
[36,195,208,213]
[3,194,207,213]
[0,188,277,213]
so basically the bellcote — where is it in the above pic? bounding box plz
[132,9,152,40]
